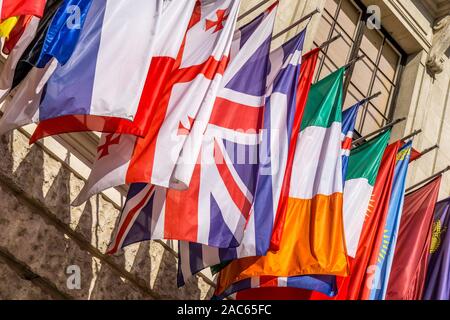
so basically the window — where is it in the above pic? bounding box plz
[312,0,406,137]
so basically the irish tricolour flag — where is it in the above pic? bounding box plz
[344,130,391,257]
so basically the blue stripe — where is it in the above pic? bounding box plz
[36,0,94,68]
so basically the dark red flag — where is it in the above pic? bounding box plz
[385,176,441,300]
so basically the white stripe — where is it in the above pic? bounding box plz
[150,187,167,239]
[180,241,193,282]
[0,59,58,136]
[205,124,260,145]
[289,122,343,199]
[90,0,160,119]
[343,178,373,257]
[251,277,260,288]
[218,87,263,107]
[277,277,288,287]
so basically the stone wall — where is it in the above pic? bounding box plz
[0,130,215,299]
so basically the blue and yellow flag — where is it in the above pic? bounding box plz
[368,141,412,300]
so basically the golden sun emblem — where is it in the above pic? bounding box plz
[430,220,447,254]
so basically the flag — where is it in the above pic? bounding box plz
[215,68,349,297]
[423,197,450,300]
[72,0,241,205]
[304,141,401,300]
[386,176,441,300]
[341,101,363,180]
[0,15,39,101]
[177,34,315,288]
[106,2,274,254]
[0,59,58,136]
[2,15,33,55]
[29,0,166,143]
[0,0,46,20]
[11,0,63,88]
[0,16,18,38]
[367,141,412,300]
[35,0,94,68]
[201,98,365,298]
[344,130,391,258]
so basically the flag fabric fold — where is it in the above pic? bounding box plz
[423,197,450,300]
[0,0,46,20]
[386,176,441,300]
[344,130,391,258]
[177,34,314,288]
[29,0,165,142]
[367,141,412,300]
[0,15,39,101]
[72,0,241,205]
[35,0,93,68]
[106,2,274,254]
[215,67,349,298]
[11,0,63,89]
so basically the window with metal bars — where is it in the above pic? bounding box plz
[312,0,406,138]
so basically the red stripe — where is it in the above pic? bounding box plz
[209,97,263,131]
[164,156,201,241]
[107,186,154,255]
[342,137,352,150]
[214,140,252,220]
[29,114,144,144]
[269,48,320,251]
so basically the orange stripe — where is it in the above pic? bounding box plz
[217,193,348,295]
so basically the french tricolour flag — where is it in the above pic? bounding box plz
[29,0,165,143]
[177,29,308,287]
[73,0,241,205]
[106,3,276,255]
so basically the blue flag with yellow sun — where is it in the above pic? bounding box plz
[369,141,412,300]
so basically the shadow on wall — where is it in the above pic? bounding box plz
[0,130,212,300]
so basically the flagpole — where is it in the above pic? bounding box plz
[360,91,381,104]
[238,0,273,21]
[352,117,406,145]
[343,54,365,70]
[401,129,422,141]
[272,8,321,40]
[418,144,439,158]
[318,33,342,51]
[405,166,450,194]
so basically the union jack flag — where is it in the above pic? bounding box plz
[177,27,309,287]
[107,4,277,254]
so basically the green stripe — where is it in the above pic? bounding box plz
[301,68,344,131]
[346,130,391,185]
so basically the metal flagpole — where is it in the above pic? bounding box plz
[319,33,342,51]
[418,144,439,158]
[405,166,450,194]
[401,129,422,141]
[352,117,406,145]
[343,54,364,71]
[272,8,321,40]
[238,0,273,21]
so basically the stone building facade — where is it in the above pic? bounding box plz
[0,0,449,299]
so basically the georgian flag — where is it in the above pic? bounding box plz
[106,4,275,254]
[73,0,241,205]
